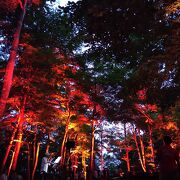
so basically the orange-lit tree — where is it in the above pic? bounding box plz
[0,45,73,175]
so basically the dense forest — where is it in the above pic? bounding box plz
[0,0,179,180]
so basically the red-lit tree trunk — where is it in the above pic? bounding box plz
[90,120,95,172]
[1,123,18,172]
[125,148,131,173]
[132,125,146,172]
[32,125,38,167]
[32,142,40,180]
[148,125,155,170]
[11,96,26,171]
[8,150,15,176]
[46,133,50,154]
[82,152,87,180]
[135,106,155,170]
[137,128,146,172]
[60,104,71,167]
[60,126,69,166]
[0,0,27,117]
[90,101,96,180]
[46,144,50,153]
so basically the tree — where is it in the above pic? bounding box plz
[1,45,69,173]
[0,0,45,117]
[0,0,28,117]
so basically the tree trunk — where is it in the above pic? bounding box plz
[60,105,71,167]
[0,0,28,117]
[62,135,68,166]
[11,128,23,171]
[124,123,130,173]
[46,144,50,154]
[1,124,18,172]
[90,120,95,172]
[60,125,68,166]
[148,125,155,170]
[33,140,36,168]
[135,104,154,171]
[45,133,50,154]
[32,125,37,167]
[11,96,26,171]
[7,150,15,177]
[32,142,40,180]
[126,149,130,173]
[82,152,87,180]
[132,125,146,172]
[137,128,146,172]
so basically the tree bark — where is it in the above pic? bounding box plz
[32,142,40,180]
[33,138,36,167]
[90,120,95,172]
[7,150,15,177]
[60,125,68,166]
[11,96,26,171]
[45,132,50,154]
[32,125,37,167]
[148,125,155,170]
[1,124,18,172]
[82,152,87,180]
[135,104,155,171]
[137,128,146,172]
[0,0,28,117]
[60,104,71,167]
[132,125,146,172]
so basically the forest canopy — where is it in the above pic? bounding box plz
[0,0,179,179]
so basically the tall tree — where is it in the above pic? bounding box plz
[0,0,28,117]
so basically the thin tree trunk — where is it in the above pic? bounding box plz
[137,128,146,172]
[148,125,155,170]
[46,144,50,154]
[45,133,50,153]
[0,0,28,117]
[32,142,40,180]
[62,135,68,167]
[7,150,15,177]
[33,125,37,166]
[60,105,71,167]
[1,124,18,172]
[132,125,146,172]
[90,120,95,172]
[60,128,68,166]
[11,96,26,171]
[124,123,130,173]
[82,152,87,180]
[135,104,154,171]
[12,128,23,171]
[33,140,36,167]
[126,149,130,172]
